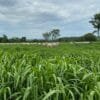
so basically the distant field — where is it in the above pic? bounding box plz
[0,42,100,100]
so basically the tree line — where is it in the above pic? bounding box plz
[0,35,27,43]
[0,32,97,43]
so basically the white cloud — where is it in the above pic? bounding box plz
[0,0,100,24]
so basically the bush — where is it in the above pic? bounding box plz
[83,33,97,41]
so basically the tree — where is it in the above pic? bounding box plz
[90,13,100,39]
[43,32,50,41]
[20,37,26,42]
[43,29,60,41]
[1,34,8,43]
[50,29,60,40]
[83,33,97,41]
[9,37,20,43]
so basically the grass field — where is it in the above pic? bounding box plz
[0,42,100,100]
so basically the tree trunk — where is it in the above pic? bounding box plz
[98,28,100,40]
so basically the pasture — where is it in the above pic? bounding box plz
[0,42,100,100]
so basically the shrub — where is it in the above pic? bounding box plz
[83,33,97,41]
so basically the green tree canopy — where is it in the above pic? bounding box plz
[43,29,60,41]
[83,33,97,41]
[50,29,60,40]
[90,13,100,39]
[43,32,50,41]
[1,34,8,43]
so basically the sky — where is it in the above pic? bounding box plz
[0,0,100,39]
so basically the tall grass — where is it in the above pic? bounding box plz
[0,43,100,100]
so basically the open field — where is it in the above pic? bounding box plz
[0,42,100,100]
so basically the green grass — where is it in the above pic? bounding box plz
[0,42,100,100]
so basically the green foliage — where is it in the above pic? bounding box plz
[50,29,60,40]
[90,13,100,38]
[43,29,60,41]
[0,43,100,100]
[43,32,50,41]
[82,33,97,41]
[20,37,27,42]
[0,34,8,43]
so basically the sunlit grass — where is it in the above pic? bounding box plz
[0,43,100,100]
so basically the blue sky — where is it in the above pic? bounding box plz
[0,0,100,39]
